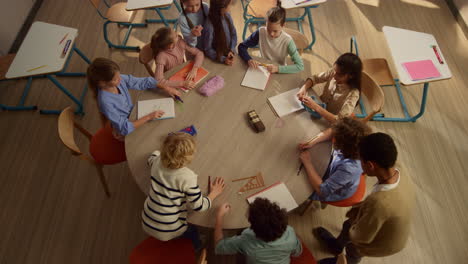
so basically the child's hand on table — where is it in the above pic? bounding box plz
[266,64,279,73]
[183,80,196,90]
[191,25,203,37]
[149,110,165,120]
[186,67,199,82]
[216,203,231,219]
[297,86,308,100]
[299,150,311,163]
[209,177,226,199]
[298,142,313,151]
[301,96,319,110]
[248,59,259,69]
[161,85,181,98]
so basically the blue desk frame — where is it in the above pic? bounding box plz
[1,45,91,115]
[351,36,429,122]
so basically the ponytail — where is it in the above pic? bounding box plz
[209,0,233,61]
[267,1,286,26]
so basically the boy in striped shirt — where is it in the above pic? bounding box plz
[141,132,225,248]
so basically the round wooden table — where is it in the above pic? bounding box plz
[126,59,332,229]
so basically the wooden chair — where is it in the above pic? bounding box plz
[88,0,147,51]
[58,107,127,197]
[138,43,155,76]
[358,71,385,122]
[129,237,207,264]
[283,28,309,54]
[300,174,367,216]
[0,54,37,111]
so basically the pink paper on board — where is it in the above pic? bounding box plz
[402,60,441,81]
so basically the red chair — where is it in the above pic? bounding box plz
[129,237,206,264]
[58,107,127,197]
[323,174,367,207]
[89,122,126,164]
[291,240,317,264]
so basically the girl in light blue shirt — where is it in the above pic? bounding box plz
[178,0,209,49]
[87,58,181,139]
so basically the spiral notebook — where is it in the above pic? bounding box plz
[267,88,303,117]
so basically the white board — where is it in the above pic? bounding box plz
[241,66,270,91]
[137,98,175,120]
[247,182,298,212]
[267,88,303,117]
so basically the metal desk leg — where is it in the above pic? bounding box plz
[56,46,91,77]
[305,6,317,50]
[0,77,38,111]
[409,82,429,122]
[39,75,86,115]
[146,2,179,25]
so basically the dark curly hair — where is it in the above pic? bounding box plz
[248,197,288,242]
[332,117,371,159]
[359,132,398,169]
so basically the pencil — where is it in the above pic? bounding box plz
[59,33,68,44]
[297,163,304,176]
[27,65,47,72]
[208,176,211,193]
[175,95,184,103]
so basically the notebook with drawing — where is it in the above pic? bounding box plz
[137,98,175,120]
[247,182,298,212]
[402,60,441,81]
[241,66,271,90]
[267,88,303,117]
[169,62,209,91]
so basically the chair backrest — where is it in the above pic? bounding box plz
[89,0,100,9]
[139,43,155,76]
[58,107,82,154]
[361,71,385,115]
[283,28,309,52]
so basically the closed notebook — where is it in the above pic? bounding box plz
[169,61,209,86]
[402,60,441,81]
[267,88,303,117]
[137,98,175,120]
[247,182,298,212]
[241,66,271,91]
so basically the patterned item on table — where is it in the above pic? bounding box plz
[170,125,197,136]
[247,110,265,133]
[302,95,327,119]
[232,172,265,194]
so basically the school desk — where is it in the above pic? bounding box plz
[5,21,90,115]
[126,0,181,26]
[281,0,327,50]
[381,26,452,122]
[125,59,332,229]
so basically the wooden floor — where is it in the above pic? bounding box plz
[1,0,467,263]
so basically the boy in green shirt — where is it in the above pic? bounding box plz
[215,198,303,264]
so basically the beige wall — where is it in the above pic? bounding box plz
[0,0,35,55]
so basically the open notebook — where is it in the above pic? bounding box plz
[267,88,303,117]
[247,182,298,212]
[241,66,271,90]
[169,62,209,91]
[137,98,175,120]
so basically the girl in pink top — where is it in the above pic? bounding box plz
[151,27,204,91]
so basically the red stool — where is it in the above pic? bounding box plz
[89,122,127,164]
[291,240,317,264]
[129,237,198,264]
[323,174,367,207]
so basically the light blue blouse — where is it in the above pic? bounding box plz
[97,74,157,136]
[178,2,209,49]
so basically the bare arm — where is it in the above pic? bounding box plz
[214,203,231,245]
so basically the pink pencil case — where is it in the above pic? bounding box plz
[198,76,224,96]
